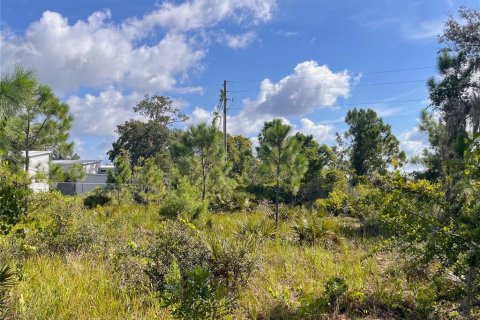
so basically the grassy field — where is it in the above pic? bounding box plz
[1,194,441,319]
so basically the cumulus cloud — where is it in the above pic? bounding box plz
[2,1,278,139]
[1,10,204,94]
[227,60,351,136]
[1,0,277,94]
[297,118,334,143]
[399,126,429,158]
[66,87,142,136]
[187,106,215,125]
[125,0,276,35]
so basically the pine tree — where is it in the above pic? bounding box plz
[257,119,307,225]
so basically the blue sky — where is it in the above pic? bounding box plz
[1,0,478,162]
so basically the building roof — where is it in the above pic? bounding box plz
[21,150,51,157]
[51,160,101,165]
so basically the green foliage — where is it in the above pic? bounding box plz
[159,178,207,221]
[134,94,189,124]
[349,183,391,236]
[257,119,307,223]
[83,186,112,209]
[323,276,348,313]
[30,192,105,254]
[237,218,277,241]
[292,214,341,247]
[0,262,15,317]
[0,66,36,156]
[294,133,336,184]
[162,264,235,320]
[206,236,258,291]
[108,94,187,167]
[226,134,255,185]
[131,158,165,204]
[108,120,175,166]
[64,163,86,182]
[107,155,132,202]
[174,123,232,201]
[0,162,30,234]
[209,189,254,212]
[6,84,74,166]
[342,108,404,178]
[133,220,257,319]
[315,189,349,216]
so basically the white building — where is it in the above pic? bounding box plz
[51,160,113,195]
[22,151,51,192]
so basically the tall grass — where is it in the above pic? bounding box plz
[2,200,440,319]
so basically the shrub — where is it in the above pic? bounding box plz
[315,189,349,216]
[117,220,258,319]
[83,186,112,209]
[206,236,258,291]
[159,178,207,221]
[350,184,391,236]
[162,262,236,320]
[209,190,254,212]
[0,164,30,235]
[0,262,15,318]
[29,192,105,254]
[236,219,277,241]
[145,221,211,291]
[324,276,348,313]
[292,214,342,247]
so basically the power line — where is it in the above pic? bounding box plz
[229,79,430,93]
[228,98,427,110]
[229,66,436,83]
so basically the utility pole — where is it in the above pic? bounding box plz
[223,80,227,160]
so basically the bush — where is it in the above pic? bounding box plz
[350,184,390,236]
[83,186,112,209]
[292,214,342,248]
[162,262,236,320]
[0,262,15,318]
[209,190,254,212]
[29,192,105,254]
[159,178,207,221]
[0,164,30,235]
[114,220,258,319]
[236,219,277,241]
[206,236,258,291]
[324,276,348,313]
[145,221,211,291]
[315,189,349,216]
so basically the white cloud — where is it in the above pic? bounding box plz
[72,137,85,156]
[298,118,334,143]
[1,10,205,94]
[1,0,277,94]
[399,126,429,158]
[67,87,142,136]
[276,29,301,37]
[187,106,214,125]
[402,18,444,40]
[227,60,351,136]
[124,0,276,35]
[223,32,256,49]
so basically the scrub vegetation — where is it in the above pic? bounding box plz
[0,7,479,320]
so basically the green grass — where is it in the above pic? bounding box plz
[10,253,168,319]
[2,200,435,319]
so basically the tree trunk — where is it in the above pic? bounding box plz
[461,249,476,320]
[201,158,206,201]
[275,161,280,226]
[25,117,30,173]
